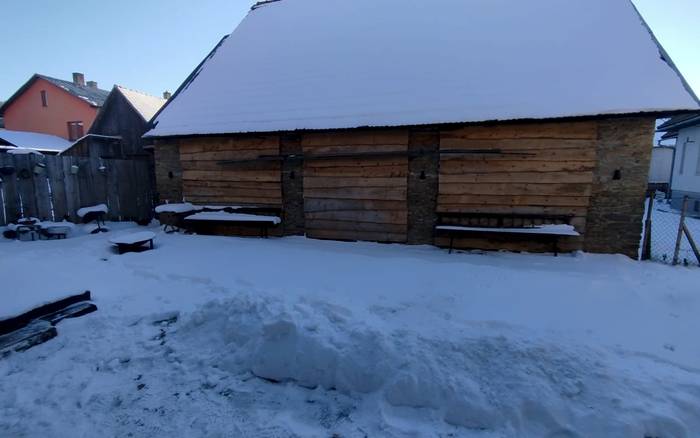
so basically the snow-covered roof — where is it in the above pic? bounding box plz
[0,75,109,115]
[0,129,72,153]
[116,86,166,122]
[146,0,700,138]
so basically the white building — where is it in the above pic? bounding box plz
[648,146,674,187]
[658,114,700,215]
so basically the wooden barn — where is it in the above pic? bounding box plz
[63,86,166,159]
[145,0,700,258]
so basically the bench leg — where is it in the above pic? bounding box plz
[449,236,454,254]
[149,240,154,250]
[553,237,559,257]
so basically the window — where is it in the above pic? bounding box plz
[40,90,48,107]
[67,121,84,141]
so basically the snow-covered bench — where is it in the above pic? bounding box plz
[109,231,156,254]
[435,212,580,255]
[184,209,282,238]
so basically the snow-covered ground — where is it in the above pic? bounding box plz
[1,226,700,437]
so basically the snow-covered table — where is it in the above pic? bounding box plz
[109,231,156,254]
[77,204,109,233]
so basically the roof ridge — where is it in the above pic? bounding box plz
[251,0,283,10]
[116,85,166,101]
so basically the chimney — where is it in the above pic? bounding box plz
[163,91,172,100]
[72,72,85,87]
[87,81,98,89]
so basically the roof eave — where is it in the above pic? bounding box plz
[0,74,41,116]
[657,115,700,132]
[145,34,231,134]
[145,108,690,141]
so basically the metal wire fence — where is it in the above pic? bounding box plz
[642,192,700,267]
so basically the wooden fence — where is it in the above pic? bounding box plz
[0,154,153,226]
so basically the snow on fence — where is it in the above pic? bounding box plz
[642,194,700,266]
[0,153,153,226]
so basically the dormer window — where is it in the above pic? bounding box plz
[40,90,48,107]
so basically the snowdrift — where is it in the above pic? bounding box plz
[174,294,700,437]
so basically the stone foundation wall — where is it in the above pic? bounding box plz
[407,129,440,245]
[584,117,656,258]
[153,140,183,204]
[280,134,305,236]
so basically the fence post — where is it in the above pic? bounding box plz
[641,192,654,260]
[682,222,700,265]
[672,196,689,266]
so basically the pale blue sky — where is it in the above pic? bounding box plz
[1,0,698,101]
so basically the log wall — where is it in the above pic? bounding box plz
[436,121,598,251]
[179,136,282,206]
[302,130,409,243]
[154,116,654,256]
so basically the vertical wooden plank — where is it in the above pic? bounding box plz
[134,158,153,222]
[76,157,95,209]
[0,155,20,224]
[14,155,39,219]
[90,157,109,210]
[105,158,122,222]
[116,159,134,221]
[62,156,81,222]
[123,160,139,221]
[32,156,53,221]
[46,156,69,221]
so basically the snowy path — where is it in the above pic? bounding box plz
[1,227,700,437]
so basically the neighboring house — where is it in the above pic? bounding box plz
[63,85,167,159]
[145,0,700,258]
[657,113,700,214]
[0,128,72,155]
[0,73,109,141]
[0,101,4,128]
[648,146,675,193]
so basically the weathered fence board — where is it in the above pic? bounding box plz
[0,154,153,225]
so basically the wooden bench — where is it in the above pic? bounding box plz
[184,207,282,238]
[435,212,580,255]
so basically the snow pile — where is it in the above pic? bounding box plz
[77,204,108,218]
[174,293,700,436]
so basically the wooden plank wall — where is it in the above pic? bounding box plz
[302,130,409,243]
[437,121,598,251]
[179,137,282,206]
[0,154,153,225]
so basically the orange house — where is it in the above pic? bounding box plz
[0,73,110,141]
